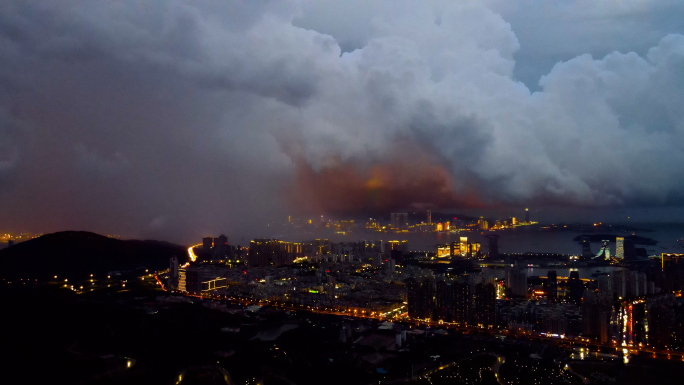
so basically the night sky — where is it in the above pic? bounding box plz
[1,1,684,243]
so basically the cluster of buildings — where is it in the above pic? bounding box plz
[372,209,534,233]
[166,236,411,314]
[0,232,42,248]
[405,273,497,327]
[497,264,684,351]
[247,239,407,267]
[580,236,643,261]
[163,232,684,353]
[288,209,536,235]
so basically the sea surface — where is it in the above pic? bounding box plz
[277,222,684,256]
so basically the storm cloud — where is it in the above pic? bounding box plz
[1,0,683,242]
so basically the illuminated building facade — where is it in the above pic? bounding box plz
[595,240,611,260]
[459,237,468,256]
[178,264,228,295]
[618,299,647,347]
[615,237,624,260]
[248,239,304,267]
[178,267,187,292]
[413,275,494,326]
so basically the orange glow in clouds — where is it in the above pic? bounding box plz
[288,147,485,216]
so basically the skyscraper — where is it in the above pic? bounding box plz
[596,240,611,260]
[580,236,593,259]
[452,279,472,324]
[427,209,432,225]
[435,279,451,321]
[486,234,499,259]
[406,277,434,320]
[616,237,624,260]
[597,274,613,297]
[524,208,530,223]
[474,282,496,327]
[459,237,468,256]
[505,268,527,297]
[582,291,613,343]
[661,253,684,291]
[168,256,179,291]
[545,270,558,301]
[212,234,228,259]
[569,271,583,304]
[202,237,213,253]
[391,212,409,230]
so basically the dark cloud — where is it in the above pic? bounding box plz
[1,1,684,243]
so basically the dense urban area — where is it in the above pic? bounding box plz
[2,211,684,384]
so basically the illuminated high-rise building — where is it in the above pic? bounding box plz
[468,242,480,258]
[459,237,468,256]
[616,237,624,260]
[178,267,187,292]
[427,209,432,224]
[524,208,530,223]
[248,239,302,266]
[595,240,611,260]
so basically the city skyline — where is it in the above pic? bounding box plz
[1,1,684,245]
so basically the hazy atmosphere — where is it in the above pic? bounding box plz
[2,0,684,243]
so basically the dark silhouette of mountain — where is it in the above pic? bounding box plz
[0,231,188,280]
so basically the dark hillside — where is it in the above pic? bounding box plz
[0,231,187,280]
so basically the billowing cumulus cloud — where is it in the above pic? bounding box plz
[0,0,683,242]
